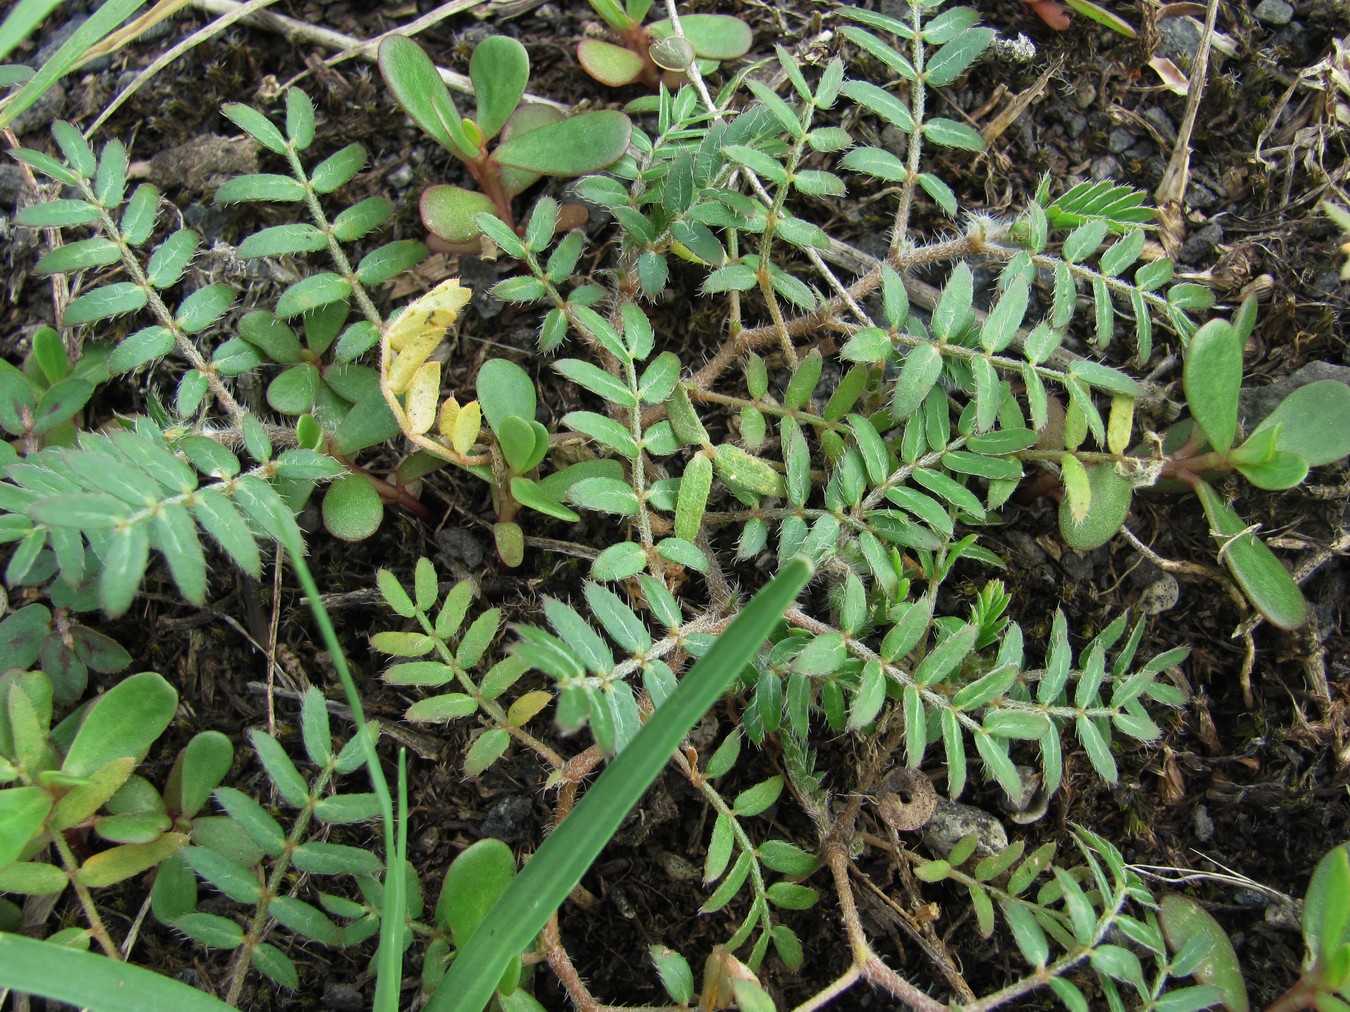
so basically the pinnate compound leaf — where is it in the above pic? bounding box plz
[650,946,694,1005]
[174,911,246,949]
[464,727,510,777]
[247,729,310,807]
[63,283,147,326]
[428,559,811,1011]
[592,541,648,581]
[892,344,944,420]
[923,117,984,151]
[222,102,287,154]
[310,143,367,193]
[252,943,299,991]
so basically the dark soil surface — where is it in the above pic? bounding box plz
[3,0,1349,1009]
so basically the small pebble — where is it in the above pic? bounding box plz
[1157,18,1203,70]
[1139,574,1180,615]
[1185,181,1221,211]
[922,798,1009,858]
[1179,222,1223,265]
[1253,0,1294,25]
[1091,155,1123,182]
[1108,127,1136,155]
[386,163,414,189]
[0,165,25,208]
[1141,106,1178,145]
[436,526,484,569]
[1060,551,1095,584]
[1192,805,1214,843]
[480,795,533,843]
[323,982,364,1012]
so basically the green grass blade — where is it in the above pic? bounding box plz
[271,509,404,1010]
[425,557,814,1012]
[0,0,146,129]
[0,933,236,1010]
[0,0,64,61]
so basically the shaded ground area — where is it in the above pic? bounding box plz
[2,0,1348,1008]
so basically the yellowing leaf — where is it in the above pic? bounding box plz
[507,689,553,727]
[1107,395,1134,456]
[406,361,441,434]
[453,400,482,456]
[385,278,472,392]
[387,327,444,394]
[386,278,471,351]
[1061,453,1091,524]
[438,396,462,439]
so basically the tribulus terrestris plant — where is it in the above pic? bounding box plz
[2,1,1348,1010]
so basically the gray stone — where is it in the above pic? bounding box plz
[1157,17,1203,70]
[1185,180,1221,211]
[1141,106,1178,145]
[480,795,533,844]
[1003,530,1047,567]
[323,982,365,1012]
[1091,155,1123,182]
[0,165,24,208]
[1060,550,1095,584]
[1309,267,1343,297]
[881,124,909,158]
[1192,805,1214,842]
[436,526,484,569]
[1253,0,1295,25]
[386,163,414,189]
[459,255,506,319]
[922,799,1009,858]
[1179,221,1223,265]
[8,81,66,137]
[1108,127,1136,155]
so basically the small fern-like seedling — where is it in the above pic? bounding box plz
[10,89,432,545]
[155,688,385,1001]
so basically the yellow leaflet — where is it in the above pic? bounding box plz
[452,401,482,456]
[1063,397,1088,451]
[386,278,472,352]
[438,396,461,439]
[1107,395,1135,456]
[386,279,471,393]
[1060,453,1092,525]
[507,689,553,727]
[406,361,441,435]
